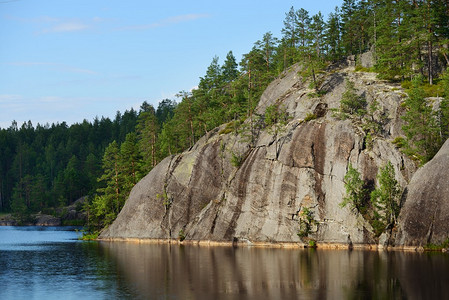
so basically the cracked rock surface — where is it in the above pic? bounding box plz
[101,63,427,245]
[395,139,449,247]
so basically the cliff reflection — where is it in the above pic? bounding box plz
[99,242,448,299]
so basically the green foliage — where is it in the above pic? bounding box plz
[401,76,442,165]
[340,80,367,117]
[304,113,317,122]
[80,231,99,241]
[370,162,402,235]
[2,2,449,232]
[308,239,317,248]
[354,65,374,73]
[230,151,245,168]
[297,206,317,239]
[340,164,367,214]
[178,229,186,241]
[392,137,406,149]
[425,239,449,251]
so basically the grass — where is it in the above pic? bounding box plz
[355,65,375,72]
[425,238,449,251]
[79,231,99,241]
[304,113,317,122]
[401,79,445,97]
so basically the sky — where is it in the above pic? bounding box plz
[0,0,342,129]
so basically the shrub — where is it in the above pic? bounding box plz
[340,164,368,214]
[297,207,316,238]
[340,80,367,116]
[178,229,186,241]
[230,151,244,168]
[304,113,317,122]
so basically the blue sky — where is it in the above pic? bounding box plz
[0,0,342,129]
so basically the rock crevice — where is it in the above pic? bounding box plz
[100,64,445,247]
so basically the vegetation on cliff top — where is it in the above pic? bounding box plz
[1,0,449,232]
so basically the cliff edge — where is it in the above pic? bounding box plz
[100,63,431,246]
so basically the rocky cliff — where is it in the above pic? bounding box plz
[395,138,449,247]
[100,63,425,246]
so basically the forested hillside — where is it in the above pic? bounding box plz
[1,0,448,228]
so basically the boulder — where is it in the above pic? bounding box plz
[395,139,449,247]
[35,214,61,226]
[100,63,416,246]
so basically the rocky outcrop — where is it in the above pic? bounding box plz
[0,214,18,226]
[0,197,87,226]
[395,139,449,247]
[35,214,61,226]
[100,64,418,246]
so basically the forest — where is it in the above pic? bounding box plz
[1,0,448,230]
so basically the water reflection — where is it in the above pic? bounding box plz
[1,226,448,300]
[99,242,449,300]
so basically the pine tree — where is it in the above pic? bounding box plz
[325,7,342,60]
[340,80,367,117]
[93,141,122,226]
[222,51,239,83]
[136,106,159,172]
[440,69,449,141]
[255,32,278,72]
[120,132,143,189]
[199,56,223,91]
[402,76,441,164]
[370,161,401,233]
[340,163,367,214]
[340,0,359,55]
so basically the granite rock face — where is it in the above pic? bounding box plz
[101,64,419,245]
[395,139,449,247]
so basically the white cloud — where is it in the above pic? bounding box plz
[118,13,210,31]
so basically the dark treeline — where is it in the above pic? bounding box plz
[0,105,174,217]
[1,0,448,228]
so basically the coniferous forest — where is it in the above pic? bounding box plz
[1,0,449,229]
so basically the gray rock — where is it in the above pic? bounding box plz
[100,63,417,246]
[359,51,374,68]
[395,139,449,247]
[35,214,61,226]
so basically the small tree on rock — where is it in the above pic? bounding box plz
[370,161,401,234]
[340,163,367,214]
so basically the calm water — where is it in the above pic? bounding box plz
[1,227,449,299]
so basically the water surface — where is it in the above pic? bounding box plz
[1,226,448,299]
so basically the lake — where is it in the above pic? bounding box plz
[1,226,448,299]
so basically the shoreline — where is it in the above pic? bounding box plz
[97,237,439,252]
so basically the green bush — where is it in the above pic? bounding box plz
[297,207,316,238]
[304,113,317,122]
[308,239,317,248]
[354,65,374,72]
[178,229,186,241]
[425,238,449,251]
[392,137,406,149]
[230,151,245,168]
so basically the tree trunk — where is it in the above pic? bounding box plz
[428,40,433,85]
